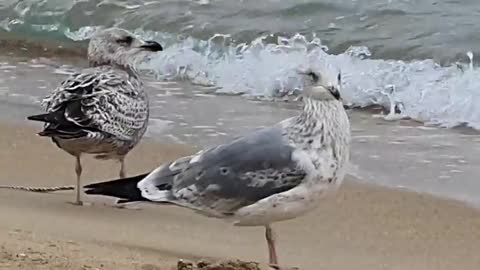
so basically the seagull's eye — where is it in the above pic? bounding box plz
[116,36,133,46]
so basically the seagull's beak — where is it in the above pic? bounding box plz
[139,40,163,52]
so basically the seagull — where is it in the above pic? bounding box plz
[27,28,163,206]
[84,68,351,267]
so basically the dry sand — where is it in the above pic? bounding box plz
[1,121,480,270]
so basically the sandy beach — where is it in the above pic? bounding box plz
[1,1,480,269]
[0,121,479,270]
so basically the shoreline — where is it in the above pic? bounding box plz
[2,117,476,210]
[1,121,480,270]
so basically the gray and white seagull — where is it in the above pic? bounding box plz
[84,68,351,267]
[27,28,163,206]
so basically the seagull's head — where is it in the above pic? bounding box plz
[88,28,163,68]
[298,68,342,102]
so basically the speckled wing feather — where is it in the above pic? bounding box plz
[42,66,148,141]
[138,126,307,216]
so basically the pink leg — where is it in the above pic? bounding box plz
[119,156,126,178]
[265,225,279,266]
[74,155,83,206]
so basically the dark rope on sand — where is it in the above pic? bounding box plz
[0,185,75,193]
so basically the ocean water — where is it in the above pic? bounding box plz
[0,0,479,205]
[1,0,480,128]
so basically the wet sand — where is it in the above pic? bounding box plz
[1,121,480,270]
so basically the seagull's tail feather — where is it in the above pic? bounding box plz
[84,173,151,203]
[27,111,63,124]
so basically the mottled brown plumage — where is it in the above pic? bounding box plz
[27,28,163,205]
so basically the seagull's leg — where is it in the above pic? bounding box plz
[74,155,83,206]
[119,156,126,178]
[265,225,279,267]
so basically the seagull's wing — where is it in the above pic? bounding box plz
[139,125,307,216]
[41,66,148,141]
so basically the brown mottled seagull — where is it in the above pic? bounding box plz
[27,28,163,206]
[84,68,351,268]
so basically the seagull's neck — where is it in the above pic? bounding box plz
[89,58,140,77]
[287,97,350,185]
[299,97,341,121]
[121,63,141,78]
[287,97,349,143]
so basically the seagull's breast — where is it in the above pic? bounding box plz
[291,144,338,183]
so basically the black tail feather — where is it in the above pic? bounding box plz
[28,108,94,138]
[84,173,151,203]
[37,126,88,138]
[27,111,62,124]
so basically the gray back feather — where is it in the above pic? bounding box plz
[169,126,306,215]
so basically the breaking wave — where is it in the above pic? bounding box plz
[1,0,479,129]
